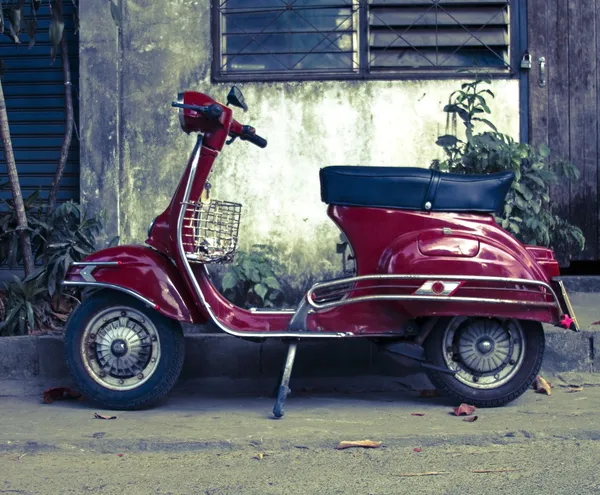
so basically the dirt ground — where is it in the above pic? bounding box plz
[2,373,600,494]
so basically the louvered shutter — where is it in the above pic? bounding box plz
[368,0,511,72]
[0,2,79,204]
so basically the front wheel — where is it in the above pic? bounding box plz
[424,317,545,407]
[65,291,185,410]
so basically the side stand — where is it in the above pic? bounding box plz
[272,341,298,419]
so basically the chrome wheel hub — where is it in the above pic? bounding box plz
[443,318,525,390]
[81,307,161,391]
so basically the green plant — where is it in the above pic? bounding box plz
[43,201,110,297]
[220,244,284,308]
[0,272,52,336]
[432,78,585,262]
[0,198,111,335]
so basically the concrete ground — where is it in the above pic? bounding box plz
[3,373,600,495]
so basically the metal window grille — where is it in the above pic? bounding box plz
[213,0,515,80]
[369,0,512,74]
[215,0,360,77]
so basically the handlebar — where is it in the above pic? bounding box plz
[238,125,268,149]
[172,100,267,148]
[171,102,223,120]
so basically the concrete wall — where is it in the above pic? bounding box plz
[79,0,520,281]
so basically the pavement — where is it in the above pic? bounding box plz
[2,374,600,494]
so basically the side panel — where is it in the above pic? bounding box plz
[64,246,206,323]
[329,205,560,325]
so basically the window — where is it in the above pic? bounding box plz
[212,0,517,81]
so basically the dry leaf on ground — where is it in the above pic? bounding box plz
[413,447,422,453]
[533,376,552,395]
[394,472,449,477]
[43,387,81,404]
[463,415,479,423]
[336,440,382,450]
[566,386,584,393]
[419,389,441,398]
[94,413,117,420]
[472,468,521,473]
[411,412,425,416]
[453,403,477,416]
[253,453,264,460]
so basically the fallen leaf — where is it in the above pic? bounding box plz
[117,453,124,458]
[254,453,264,460]
[411,412,425,416]
[336,440,382,450]
[94,413,117,420]
[394,472,449,477]
[413,447,422,453]
[463,415,479,423]
[472,468,521,473]
[533,376,552,395]
[43,387,81,404]
[453,403,477,416]
[419,389,441,398]
[566,386,583,393]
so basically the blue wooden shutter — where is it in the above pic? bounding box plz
[0,2,79,204]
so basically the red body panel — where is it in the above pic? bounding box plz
[65,90,566,336]
[64,246,205,324]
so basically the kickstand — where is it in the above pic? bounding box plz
[272,341,298,419]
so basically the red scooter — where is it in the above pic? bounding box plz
[63,87,579,417]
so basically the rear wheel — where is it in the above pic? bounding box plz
[424,317,544,407]
[65,291,185,410]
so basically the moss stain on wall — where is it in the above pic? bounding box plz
[80,0,520,279]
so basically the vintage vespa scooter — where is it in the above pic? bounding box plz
[63,87,579,417]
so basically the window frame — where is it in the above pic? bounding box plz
[211,0,523,82]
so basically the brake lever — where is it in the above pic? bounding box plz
[226,135,238,145]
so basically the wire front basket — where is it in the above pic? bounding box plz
[182,200,242,263]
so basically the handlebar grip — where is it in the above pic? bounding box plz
[171,102,223,120]
[244,133,268,148]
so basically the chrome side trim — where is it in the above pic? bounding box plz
[63,281,157,309]
[176,136,349,339]
[307,274,565,314]
[249,308,296,314]
[71,262,121,266]
[80,266,97,282]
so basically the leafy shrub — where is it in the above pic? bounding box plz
[217,241,349,309]
[432,78,584,262]
[0,195,112,335]
[220,245,284,309]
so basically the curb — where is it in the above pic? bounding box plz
[0,326,597,392]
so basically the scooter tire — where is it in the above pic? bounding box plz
[424,317,545,408]
[64,291,185,410]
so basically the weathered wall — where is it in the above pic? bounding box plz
[80,0,520,277]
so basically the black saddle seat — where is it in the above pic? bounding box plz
[319,166,514,213]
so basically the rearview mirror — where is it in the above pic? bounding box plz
[227,86,248,112]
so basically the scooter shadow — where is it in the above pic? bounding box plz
[163,374,457,412]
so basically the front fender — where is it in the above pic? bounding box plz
[63,245,205,323]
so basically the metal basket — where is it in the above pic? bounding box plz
[182,200,242,263]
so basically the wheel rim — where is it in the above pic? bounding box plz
[442,318,525,390]
[80,306,161,391]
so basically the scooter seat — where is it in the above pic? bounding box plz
[319,166,514,213]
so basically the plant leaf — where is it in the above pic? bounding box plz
[110,0,121,27]
[264,276,280,290]
[254,283,268,301]
[221,271,238,291]
[436,135,461,148]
